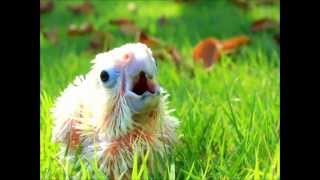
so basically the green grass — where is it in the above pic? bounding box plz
[40,0,280,179]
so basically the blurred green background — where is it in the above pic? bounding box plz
[41,0,279,179]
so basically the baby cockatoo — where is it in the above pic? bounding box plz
[51,43,179,178]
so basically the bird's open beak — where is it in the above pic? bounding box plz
[124,71,160,113]
[131,71,157,96]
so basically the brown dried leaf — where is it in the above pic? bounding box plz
[193,38,222,68]
[109,18,135,26]
[110,18,140,35]
[119,24,140,35]
[67,22,94,36]
[221,35,250,54]
[40,0,54,14]
[67,24,80,36]
[193,36,249,68]
[67,1,94,15]
[43,28,59,44]
[137,31,162,49]
[88,32,113,52]
[89,32,105,50]
[251,18,279,32]
[79,22,94,35]
[166,47,182,65]
[230,0,251,10]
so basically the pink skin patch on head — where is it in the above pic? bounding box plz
[115,52,133,69]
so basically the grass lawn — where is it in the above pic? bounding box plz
[40,0,280,179]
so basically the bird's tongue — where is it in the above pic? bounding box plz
[132,72,156,95]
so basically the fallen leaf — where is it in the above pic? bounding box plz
[193,35,250,68]
[43,28,59,44]
[67,22,94,36]
[88,32,113,52]
[67,0,94,15]
[164,46,194,76]
[79,22,94,35]
[127,2,137,13]
[119,24,140,35]
[109,18,135,26]
[166,46,182,65]
[137,31,162,48]
[230,0,251,10]
[40,0,54,14]
[221,35,250,54]
[193,38,222,68]
[251,18,279,32]
[110,18,140,35]
[67,24,80,36]
[89,32,105,50]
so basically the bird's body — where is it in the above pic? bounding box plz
[51,43,179,178]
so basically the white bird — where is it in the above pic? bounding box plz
[51,43,179,179]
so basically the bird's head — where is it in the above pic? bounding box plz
[88,43,161,137]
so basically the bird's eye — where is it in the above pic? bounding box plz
[100,70,109,82]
